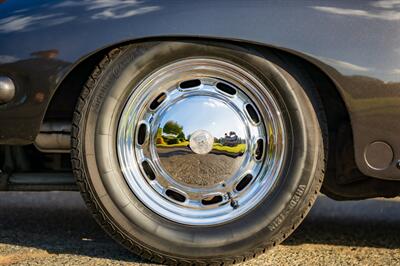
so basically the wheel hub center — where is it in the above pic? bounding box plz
[189,130,214,155]
[153,95,248,188]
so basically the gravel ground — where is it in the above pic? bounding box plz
[0,192,399,266]
[157,147,242,186]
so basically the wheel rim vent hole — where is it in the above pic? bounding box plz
[150,93,167,110]
[236,174,253,192]
[141,161,156,180]
[216,82,236,95]
[179,79,201,89]
[245,104,260,124]
[202,195,223,205]
[137,123,147,145]
[255,139,264,161]
[166,189,186,203]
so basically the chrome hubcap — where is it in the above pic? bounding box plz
[117,58,286,225]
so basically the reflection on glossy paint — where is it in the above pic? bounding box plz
[0,0,160,33]
[34,91,45,103]
[311,0,400,21]
[54,0,161,20]
[0,13,75,33]
[31,49,59,59]
[92,5,160,19]
[392,68,400,74]
[316,56,371,73]
[0,55,18,63]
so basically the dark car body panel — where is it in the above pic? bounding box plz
[1,0,400,180]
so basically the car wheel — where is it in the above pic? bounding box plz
[71,41,326,265]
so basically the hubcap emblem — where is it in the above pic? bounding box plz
[189,130,214,154]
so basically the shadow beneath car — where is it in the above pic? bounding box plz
[0,192,399,263]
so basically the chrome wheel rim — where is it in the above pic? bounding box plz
[117,58,286,225]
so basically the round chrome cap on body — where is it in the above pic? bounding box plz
[0,76,15,104]
[117,58,286,225]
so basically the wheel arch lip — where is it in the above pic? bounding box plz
[0,34,398,180]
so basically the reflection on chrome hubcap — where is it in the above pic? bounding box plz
[117,58,286,225]
[155,95,248,187]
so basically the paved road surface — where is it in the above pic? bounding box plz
[0,192,399,265]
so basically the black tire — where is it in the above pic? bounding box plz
[71,41,327,265]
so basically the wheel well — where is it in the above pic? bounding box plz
[43,47,116,121]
